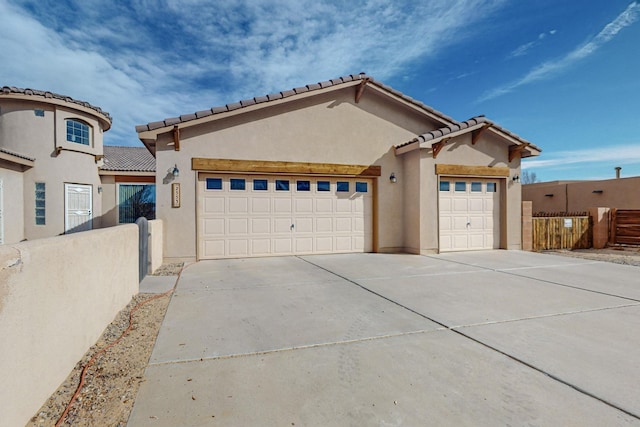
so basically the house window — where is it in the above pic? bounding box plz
[337,181,349,192]
[206,178,222,190]
[35,182,46,225]
[34,109,45,117]
[118,184,156,223]
[356,182,368,193]
[253,179,268,191]
[439,181,450,191]
[297,180,310,191]
[230,179,246,190]
[317,181,330,192]
[276,180,290,191]
[66,119,90,146]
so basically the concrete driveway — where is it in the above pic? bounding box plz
[128,251,640,426]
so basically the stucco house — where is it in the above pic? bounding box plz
[0,86,111,244]
[136,73,541,261]
[523,174,640,214]
[99,145,156,225]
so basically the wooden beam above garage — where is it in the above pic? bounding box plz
[192,158,382,177]
[435,164,510,177]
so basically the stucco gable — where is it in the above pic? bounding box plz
[395,115,541,158]
[136,73,458,155]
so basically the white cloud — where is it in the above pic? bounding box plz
[522,143,640,171]
[1,0,509,145]
[483,2,640,102]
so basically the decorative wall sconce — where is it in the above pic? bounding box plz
[98,186,103,194]
[389,172,397,183]
[512,174,520,183]
[592,190,603,194]
[170,164,180,178]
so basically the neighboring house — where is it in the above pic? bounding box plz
[523,175,640,213]
[137,73,541,261]
[99,146,156,226]
[0,86,111,243]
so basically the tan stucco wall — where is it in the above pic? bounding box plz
[0,225,138,427]
[99,174,118,226]
[0,98,106,240]
[0,164,25,244]
[154,88,432,260]
[148,219,164,273]
[418,131,522,252]
[402,150,421,253]
[523,176,640,213]
[148,86,526,259]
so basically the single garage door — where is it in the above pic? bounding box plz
[439,178,500,251]
[197,174,373,259]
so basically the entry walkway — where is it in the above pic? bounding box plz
[128,251,640,426]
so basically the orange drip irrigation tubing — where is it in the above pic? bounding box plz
[55,264,188,427]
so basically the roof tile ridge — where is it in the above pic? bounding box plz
[136,72,369,132]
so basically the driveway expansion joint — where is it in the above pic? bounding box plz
[450,303,640,330]
[147,327,446,367]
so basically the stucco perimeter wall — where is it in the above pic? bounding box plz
[0,225,139,427]
[523,176,640,213]
[154,88,436,260]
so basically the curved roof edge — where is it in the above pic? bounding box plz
[0,86,112,129]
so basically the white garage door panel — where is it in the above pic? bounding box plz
[198,174,373,259]
[439,178,500,252]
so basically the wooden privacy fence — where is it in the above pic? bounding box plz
[532,213,592,251]
[610,209,640,246]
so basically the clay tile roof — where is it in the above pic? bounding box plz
[0,86,112,123]
[135,72,457,133]
[0,147,35,162]
[101,146,156,172]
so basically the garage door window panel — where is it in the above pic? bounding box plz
[276,180,290,191]
[253,179,268,191]
[440,181,450,192]
[356,182,368,192]
[317,181,330,192]
[296,180,310,191]
[230,179,246,190]
[337,182,349,192]
[206,178,222,190]
[455,182,466,192]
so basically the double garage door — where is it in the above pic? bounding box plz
[197,174,373,259]
[439,177,501,251]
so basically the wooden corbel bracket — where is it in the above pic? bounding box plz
[173,125,181,151]
[509,143,530,162]
[432,138,451,159]
[355,78,371,103]
[471,124,491,145]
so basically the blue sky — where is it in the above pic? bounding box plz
[2,0,639,181]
